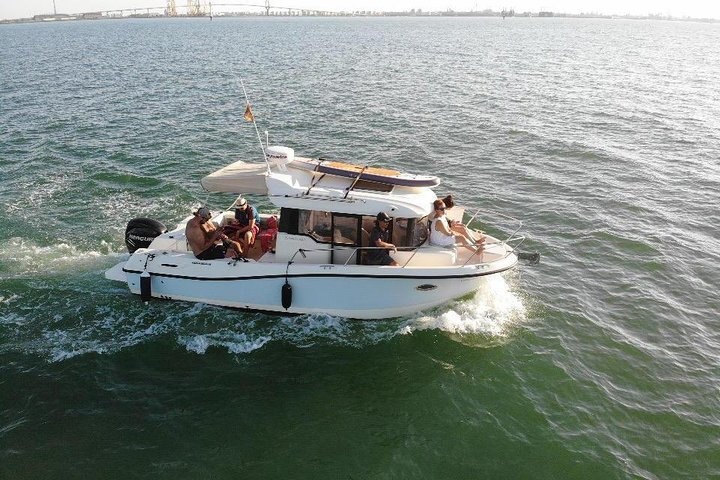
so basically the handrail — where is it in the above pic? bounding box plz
[465,207,523,244]
[344,165,368,199]
[268,193,362,204]
[459,207,523,266]
[281,241,515,269]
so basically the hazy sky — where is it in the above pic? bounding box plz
[2,0,719,20]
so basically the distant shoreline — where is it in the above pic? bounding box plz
[2,11,718,26]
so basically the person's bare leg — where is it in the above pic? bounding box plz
[224,239,244,258]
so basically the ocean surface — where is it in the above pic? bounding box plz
[1,16,719,479]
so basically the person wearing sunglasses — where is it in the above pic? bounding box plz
[429,199,478,252]
[441,194,486,246]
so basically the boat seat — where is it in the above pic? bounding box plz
[149,232,190,252]
[390,244,457,267]
[220,211,236,226]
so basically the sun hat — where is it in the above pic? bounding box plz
[236,197,247,207]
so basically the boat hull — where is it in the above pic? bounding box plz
[113,250,517,319]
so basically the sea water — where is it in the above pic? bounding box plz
[1,17,719,479]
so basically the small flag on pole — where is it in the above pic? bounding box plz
[244,104,254,122]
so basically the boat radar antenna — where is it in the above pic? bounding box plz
[237,78,271,174]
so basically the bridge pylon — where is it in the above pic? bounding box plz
[166,0,177,16]
[187,0,200,16]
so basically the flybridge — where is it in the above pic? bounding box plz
[200,145,438,219]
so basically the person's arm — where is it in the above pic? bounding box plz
[434,218,453,236]
[187,225,223,255]
[237,208,256,233]
[374,235,397,252]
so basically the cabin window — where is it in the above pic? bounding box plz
[391,216,428,248]
[279,208,299,234]
[332,215,359,245]
[285,208,428,249]
[295,209,360,245]
[298,210,333,242]
[412,215,430,247]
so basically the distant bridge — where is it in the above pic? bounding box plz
[211,2,342,16]
[56,1,344,19]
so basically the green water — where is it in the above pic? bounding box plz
[1,17,719,479]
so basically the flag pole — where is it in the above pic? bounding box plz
[237,78,270,173]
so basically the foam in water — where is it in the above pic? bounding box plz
[398,275,526,340]
[39,310,184,362]
[181,331,271,355]
[0,237,125,276]
[171,276,526,355]
[0,294,20,305]
[175,313,387,355]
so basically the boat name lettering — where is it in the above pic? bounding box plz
[128,233,157,242]
[191,261,212,266]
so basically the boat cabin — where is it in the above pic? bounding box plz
[274,207,430,265]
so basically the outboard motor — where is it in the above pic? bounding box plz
[125,218,167,253]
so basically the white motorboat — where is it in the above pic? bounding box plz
[106,145,532,319]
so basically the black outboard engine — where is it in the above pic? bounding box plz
[125,218,167,253]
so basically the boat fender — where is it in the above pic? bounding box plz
[281,281,292,310]
[140,271,152,302]
[125,218,167,253]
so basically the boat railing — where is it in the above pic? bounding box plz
[465,207,523,243]
[285,245,454,268]
[460,207,525,266]
[285,240,522,269]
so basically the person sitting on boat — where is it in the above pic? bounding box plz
[186,206,243,260]
[366,212,398,266]
[231,197,260,253]
[441,194,486,246]
[429,199,478,252]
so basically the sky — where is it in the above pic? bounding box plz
[2,0,719,20]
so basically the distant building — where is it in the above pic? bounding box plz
[81,12,103,19]
[32,13,74,21]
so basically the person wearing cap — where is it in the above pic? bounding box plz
[232,197,260,254]
[185,206,243,260]
[366,212,398,266]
